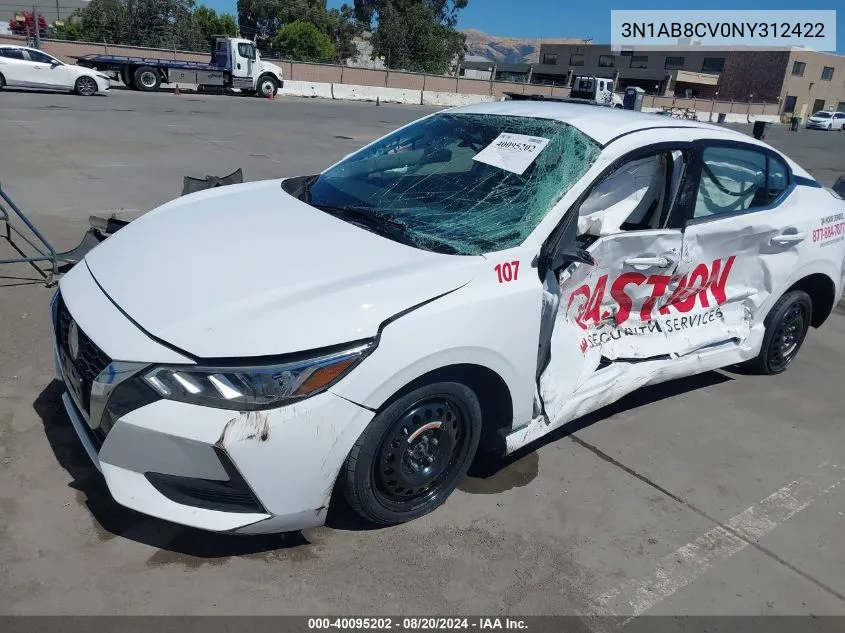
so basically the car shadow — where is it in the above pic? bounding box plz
[465,370,735,482]
[1,87,107,97]
[34,380,312,559]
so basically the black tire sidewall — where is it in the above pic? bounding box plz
[0,73,5,89]
[759,290,813,374]
[257,75,278,97]
[74,76,96,96]
[343,381,482,525]
[133,66,160,92]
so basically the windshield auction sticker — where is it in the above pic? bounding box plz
[473,133,550,175]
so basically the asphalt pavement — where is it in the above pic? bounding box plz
[1,88,844,620]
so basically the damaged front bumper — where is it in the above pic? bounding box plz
[50,265,375,535]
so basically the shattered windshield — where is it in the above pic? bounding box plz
[305,113,601,255]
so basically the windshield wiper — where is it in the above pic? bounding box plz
[313,203,418,246]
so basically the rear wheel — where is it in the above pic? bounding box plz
[341,381,481,525]
[133,66,161,92]
[744,290,812,375]
[74,75,98,96]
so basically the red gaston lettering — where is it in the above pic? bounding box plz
[566,256,736,327]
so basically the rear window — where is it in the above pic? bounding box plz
[0,48,25,60]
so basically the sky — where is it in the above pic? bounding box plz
[200,0,844,54]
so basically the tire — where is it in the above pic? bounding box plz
[119,66,133,88]
[256,74,278,98]
[341,381,482,526]
[743,290,812,375]
[133,66,161,92]
[74,75,98,96]
[0,72,5,89]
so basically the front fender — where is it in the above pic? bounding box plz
[331,255,543,427]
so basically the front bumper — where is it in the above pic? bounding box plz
[95,76,111,93]
[51,266,375,534]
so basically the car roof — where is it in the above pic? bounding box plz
[444,99,750,147]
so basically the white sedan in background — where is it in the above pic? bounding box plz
[0,44,110,95]
[51,102,845,534]
[806,111,845,130]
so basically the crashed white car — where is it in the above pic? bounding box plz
[52,102,845,534]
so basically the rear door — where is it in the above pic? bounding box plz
[0,47,31,86]
[680,141,815,348]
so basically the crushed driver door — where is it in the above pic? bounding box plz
[537,145,745,425]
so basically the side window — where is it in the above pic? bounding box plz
[26,49,56,64]
[578,149,689,235]
[1,48,25,60]
[237,43,255,60]
[766,156,789,203]
[693,146,769,219]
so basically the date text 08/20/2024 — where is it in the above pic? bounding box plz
[307,618,529,630]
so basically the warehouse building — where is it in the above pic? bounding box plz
[531,43,845,118]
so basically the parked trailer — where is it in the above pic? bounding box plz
[72,36,285,97]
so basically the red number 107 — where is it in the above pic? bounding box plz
[494,261,520,283]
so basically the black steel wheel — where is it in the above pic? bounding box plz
[341,381,481,525]
[744,290,812,375]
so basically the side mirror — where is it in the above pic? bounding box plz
[51,61,60,68]
[549,247,595,272]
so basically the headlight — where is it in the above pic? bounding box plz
[142,341,374,410]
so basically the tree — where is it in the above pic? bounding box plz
[8,11,48,37]
[193,5,239,47]
[272,20,336,61]
[354,0,468,74]
[237,0,360,59]
[77,0,128,43]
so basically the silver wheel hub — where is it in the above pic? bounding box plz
[140,72,156,88]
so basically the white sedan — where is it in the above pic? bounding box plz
[0,44,110,95]
[806,111,845,130]
[51,102,845,533]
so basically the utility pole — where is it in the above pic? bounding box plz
[32,4,41,49]
[56,0,60,20]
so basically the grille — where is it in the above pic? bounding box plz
[56,292,112,413]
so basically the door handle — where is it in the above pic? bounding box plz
[771,231,806,246]
[624,255,674,268]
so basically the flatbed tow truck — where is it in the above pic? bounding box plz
[506,74,623,108]
[72,36,285,98]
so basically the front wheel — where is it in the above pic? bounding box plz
[341,381,482,525]
[256,74,278,98]
[74,75,98,96]
[744,290,812,375]
[0,72,6,89]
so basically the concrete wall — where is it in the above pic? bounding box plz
[0,34,785,120]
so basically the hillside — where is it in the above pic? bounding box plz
[462,28,582,64]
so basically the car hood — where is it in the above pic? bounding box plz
[808,117,830,123]
[84,179,482,359]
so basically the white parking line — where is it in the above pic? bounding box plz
[591,461,845,621]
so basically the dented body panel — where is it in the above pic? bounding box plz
[51,101,845,533]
